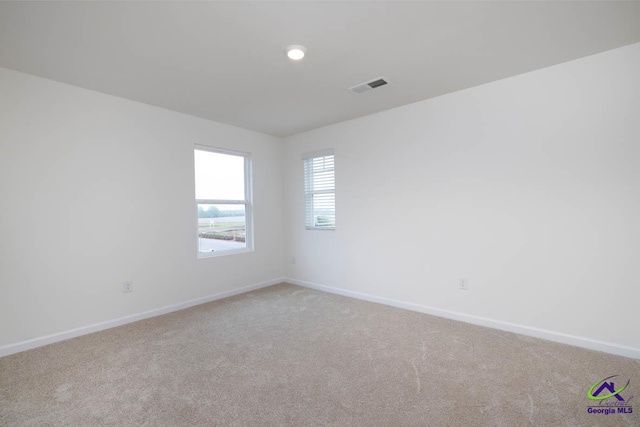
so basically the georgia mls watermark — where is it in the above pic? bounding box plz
[587,375,634,415]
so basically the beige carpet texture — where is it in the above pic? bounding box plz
[1,283,638,426]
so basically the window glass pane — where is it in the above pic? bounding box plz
[195,150,245,200]
[198,204,246,253]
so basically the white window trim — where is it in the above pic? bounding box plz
[195,145,254,259]
[302,149,334,160]
[303,150,335,231]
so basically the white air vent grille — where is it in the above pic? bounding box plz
[349,77,390,94]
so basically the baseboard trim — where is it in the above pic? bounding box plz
[0,277,285,358]
[285,277,640,360]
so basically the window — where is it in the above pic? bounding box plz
[304,151,335,230]
[194,147,252,257]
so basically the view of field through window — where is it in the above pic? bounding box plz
[197,204,246,252]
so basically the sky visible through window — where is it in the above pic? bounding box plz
[194,150,244,208]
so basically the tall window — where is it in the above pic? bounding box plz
[194,147,252,257]
[304,151,335,230]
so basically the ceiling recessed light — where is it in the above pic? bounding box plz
[286,45,307,61]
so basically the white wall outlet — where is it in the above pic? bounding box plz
[291,257,296,264]
[458,278,469,290]
[123,281,133,293]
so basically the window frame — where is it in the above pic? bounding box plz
[303,150,336,231]
[194,145,253,258]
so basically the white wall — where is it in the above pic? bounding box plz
[3,42,639,357]
[0,67,284,349]
[283,42,640,353]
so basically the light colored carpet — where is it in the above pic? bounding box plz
[1,283,638,426]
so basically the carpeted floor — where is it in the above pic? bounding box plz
[1,283,638,426]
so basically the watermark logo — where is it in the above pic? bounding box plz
[587,375,633,415]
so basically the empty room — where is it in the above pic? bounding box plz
[1,1,639,426]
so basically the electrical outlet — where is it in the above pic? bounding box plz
[123,281,133,293]
[458,278,468,291]
[291,257,296,265]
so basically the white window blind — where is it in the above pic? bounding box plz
[304,153,335,229]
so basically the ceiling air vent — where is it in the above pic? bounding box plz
[349,77,390,94]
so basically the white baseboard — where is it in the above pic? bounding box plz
[0,277,285,358]
[5,276,637,360]
[285,277,640,360]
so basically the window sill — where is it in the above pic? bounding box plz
[197,247,254,259]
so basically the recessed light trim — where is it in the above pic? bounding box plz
[286,45,307,61]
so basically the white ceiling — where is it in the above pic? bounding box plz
[1,1,640,137]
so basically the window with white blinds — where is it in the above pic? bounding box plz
[304,152,335,230]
